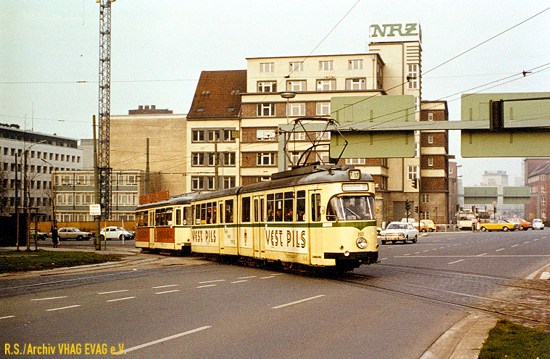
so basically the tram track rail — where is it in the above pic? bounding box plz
[336,264,550,329]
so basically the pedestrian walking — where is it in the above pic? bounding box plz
[51,227,59,248]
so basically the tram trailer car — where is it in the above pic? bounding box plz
[135,193,197,253]
[136,165,379,271]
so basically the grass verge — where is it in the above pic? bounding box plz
[0,249,123,273]
[479,319,550,359]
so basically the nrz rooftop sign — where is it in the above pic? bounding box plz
[369,23,422,43]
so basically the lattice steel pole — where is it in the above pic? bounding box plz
[98,0,114,220]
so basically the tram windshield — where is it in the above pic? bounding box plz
[327,195,375,221]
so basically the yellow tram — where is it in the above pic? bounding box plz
[136,164,379,271]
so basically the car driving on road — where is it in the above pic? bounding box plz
[100,226,134,241]
[379,221,419,244]
[532,218,545,230]
[478,220,516,232]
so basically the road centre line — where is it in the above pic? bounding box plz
[198,279,225,284]
[152,284,178,289]
[155,290,180,295]
[97,290,129,295]
[231,280,248,284]
[237,276,257,279]
[477,253,488,257]
[260,276,276,279]
[46,305,81,312]
[106,297,135,303]
[272,295,326,309]
[115,326,212,355]
[31,296,68,301]
[495,248,505,252]
[448,259,464,265]
[511,244,519,248]
[197,284,217,289]
[0,315,15,320]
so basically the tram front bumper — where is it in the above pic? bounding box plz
[324,251,378,264]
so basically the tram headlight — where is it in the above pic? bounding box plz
[356,237,367,249]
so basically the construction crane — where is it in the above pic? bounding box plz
[97,0,114,221]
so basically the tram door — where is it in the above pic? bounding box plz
[252,196,264,259]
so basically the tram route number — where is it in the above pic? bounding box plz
[192,229,217,244]
[265,229,306,249]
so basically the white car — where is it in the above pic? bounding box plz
[532,219,545,230]
[380,221,419,244]
[100,226,134,240]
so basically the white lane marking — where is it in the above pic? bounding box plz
[523,241,530,244]
[46,305,81,312]
[198,279,225,284]
[31,296,68,301]
[97,290,129,295]
[379,257,389,261]
[495,248,505,252]
[152,284,178,289]
[197,284,217,289]
[511,244,519,248]
[106,297,135,303]
[477,253,488,257]
[0,315,15,320]
[237,276,257,279]
[540,272,550,280]
[260,276,276,280]
[448,259,464,265]
[272,295,326,309]
[116,326,212,355]
[231,280,248,284]
[155,290,180,295]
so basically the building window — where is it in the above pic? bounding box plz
[287,103,305,117]
[192,129,205,142]
[421,194,430,203]
[345,78,366,91]
[408,63,419,89]
[257,81,277,93]
[256,129,276,141]
[192,153,205,166]
[260,62,274,73]
[257,153,275,166]
[316,102,331,116]
[316,79,336,91]
[289,61,303,72]
[286,80,306,92]
[407,165,419,180]
[319,60,333,71]
[221,176,236,189]
[348,59,364,70]
[428,112,434,121]
[221,152,236,166]
[427,135,434,144]
[427,157,434,167]
[290,132,305,141]
[345,158,366,165]
[257,103,276,117]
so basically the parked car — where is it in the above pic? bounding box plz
[380,221,419,244]
[100,226,134,241]
[56,227,93,241]
[507,218,531,230]
[479,220,516,232]
[30,229,48,241]
[532,218,545,230]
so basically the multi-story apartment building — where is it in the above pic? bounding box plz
[53,169,141,222]
[0,124,83,221]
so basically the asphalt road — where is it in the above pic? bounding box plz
[1,229,548,358]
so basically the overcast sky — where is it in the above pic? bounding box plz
[2,0,549,186]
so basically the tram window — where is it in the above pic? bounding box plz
[206,202,217,224]
[275,193,283,222]
[219,203,225,223]
[200,204,207,224]
[183,206,191,225]
[296,190,305,222]
[284,191,294,222]
[260,198,265,222]
[175,208,182,225]
[267,194,275,221]
[311,193,321,222]
[254,199,259,222]
[225,199,234,223]
[241,197,251,222]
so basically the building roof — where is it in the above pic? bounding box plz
[529,161,550,177]
[187,70,247,120]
